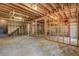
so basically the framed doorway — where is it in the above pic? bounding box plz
[0,20,8,37]
[37,20,44,35]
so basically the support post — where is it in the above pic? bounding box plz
[27,23,30,36]
[44,19,48,37]
[77,13,79,46]
[35,21,37,36]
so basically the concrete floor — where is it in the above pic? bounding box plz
[0,36,79,56]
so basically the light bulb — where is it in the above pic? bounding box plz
[35,6,37,10]
[34,3,37,10]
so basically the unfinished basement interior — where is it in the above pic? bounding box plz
[0,3,79,56]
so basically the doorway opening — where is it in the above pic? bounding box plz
[0,20,8,37]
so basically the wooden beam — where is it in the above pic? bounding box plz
[39,3,50,14]
[52,4,63,19]
[10,3,42,20]
[0,3,42,20]
[59,3,68,19]
[12,3,41,17]
[45,3,59,17]
[4,4,34,16]
[0,4,31,20]
[0,4,32,17]
[20,3,44,16]
[41,3,59,19]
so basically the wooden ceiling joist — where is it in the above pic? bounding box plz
[20,3,44,16]
[0,3,78,22]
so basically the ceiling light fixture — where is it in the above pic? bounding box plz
[34,3,37,10]
[54,17,58,20]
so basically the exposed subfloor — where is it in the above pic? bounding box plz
[0,35,79,56]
